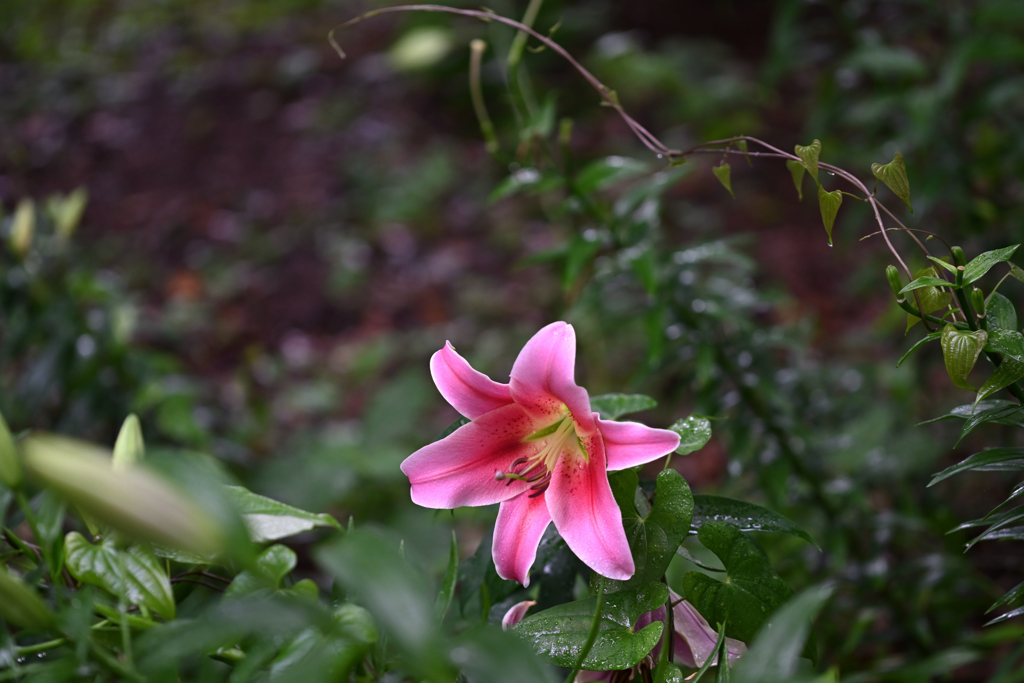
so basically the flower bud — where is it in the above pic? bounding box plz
[0,409,22,489]
[971,288,986,317]
[112,414,145,470]
[0,565,54,631]
[885,265,903,298]
[23,434,224,557]
[951,246,967,267]
[9,199,34,257]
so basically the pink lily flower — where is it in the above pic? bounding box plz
[401,322,680,585]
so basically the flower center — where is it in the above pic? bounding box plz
[495,416,586,498]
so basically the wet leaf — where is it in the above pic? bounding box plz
[905,267,952,331]
[929,447,1024,486]
[940,325,988,390]
[590,393,657,420]
[954,402,1024,445]
[514,582,668,670]
[985,292,1018,331]
[671,415,712,455]
[794,140,821,182]
[817,186,842,246]
[899,276,954,294]
[963,245,1020,285]
[226,485,340,543]
[870,151,912,212]
[691,496,816,546]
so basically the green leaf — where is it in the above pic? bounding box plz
[671,415,712,455]
[927,256,958,275]
[112,414,145,470]
[514,582,668,670]
[0,564,54,631]
[897,331,942,367]
[605,469,694,590]
[682,522,795,645]
[225,544,297,598]
[794,140,821,183]
[987,580,1024,615]
[919,400,1024,426]
[905,267,952,331]
[435,530,458,620]
[64,532,175,619]
[0,409,21,489]
[870,151,913,212]
[987,605,1024,627]
[817,186,841,246]
[985,292,1018,331]
[963,245,1021,285]
[590,393,657,420]
[940,325,988,390]
[1010,263,1024,284]
[785,160,806,201]
[488,168,563,202]
[899,276,954,294]
[955,403,1024,445]
[712,163,734,197]
[929,447,1024,486]
[226,485,340,543]
[9,198,34,257]
[983,327,1024,361]
[975,356,1024,405]
[691,496,816,546]
[730,585,833,683]
[575,156,649,195]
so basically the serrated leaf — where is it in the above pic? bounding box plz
[671,415,712,455]
[870,151,913,212]
[112,414,145,470]
[712,163,734,197]
[897,331,942,367]
[730,585,833,683]
[794,140,821,182]
[514,582,668,670]
[785,160,806,201]
[929,447,1024,486]
[691,496,816,547]
[226,485,340,543]
[590,393,657,420]
[682,522,795,646]
[65,532,175,619]
[605,469,694,590]
[985,292,1018,331]
[817,186,841,246]
[963,245,1020,285]
[940,325,988,390]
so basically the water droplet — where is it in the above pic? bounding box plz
[656,154,663,159]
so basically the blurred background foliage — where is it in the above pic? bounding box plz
[2,0,1024,679]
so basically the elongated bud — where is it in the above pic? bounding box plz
[9,198,34,257]
[0,565,54,631]
[112,413,144,470]
[886,265,903,299]
[971,288,986,317]
[23,434,224,557]
[951,246,967,267]
[0,409,22,489]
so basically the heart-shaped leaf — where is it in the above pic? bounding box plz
[871,151,913,212]
[817,186,842,246]
[65,532,175,619]
[785,159,806,201]
[794,140,821,182]
[691,496,816,547]
[226,544,297,598]
[514,582,669,670]
[606,469,694,590]
[712,163,734,197]
[940,325,988,390]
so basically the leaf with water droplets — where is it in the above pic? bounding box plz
[670,415,712,455]
[691,496,816,547]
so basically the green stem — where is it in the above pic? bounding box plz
[468,40,499,155]
[564,574,606,683]
[17,638,66,656]
[896,299,967,329]
[506,0,544,71]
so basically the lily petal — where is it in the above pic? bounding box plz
[501,600,537,630]
[510,322,596,434]
[673,599,747,668]
[401,404,538,508]
[545,433,633,580]
[598,417,681,471]
[431,342,513,419]
[493,493,552,586]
